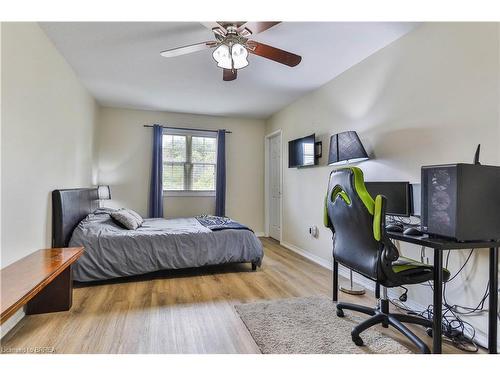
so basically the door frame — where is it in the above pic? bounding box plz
[264,129,283,242]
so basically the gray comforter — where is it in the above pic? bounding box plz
[69,211,264,282]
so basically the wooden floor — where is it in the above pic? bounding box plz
[1,238,470,354]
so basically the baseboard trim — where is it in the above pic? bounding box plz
[280,241,332,270]
[0,308,25,339]
[279,240,491,349]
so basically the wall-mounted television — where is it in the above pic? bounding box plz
[288,134,318,168]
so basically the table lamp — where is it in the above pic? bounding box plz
[97,185,111,208]
[328,130,369,166]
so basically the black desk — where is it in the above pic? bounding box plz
[388,231,499,354]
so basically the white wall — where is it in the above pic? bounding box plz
[266,22,500,344]
[1,22,98,335]
[1,23,98,267]
[96,106,266,233]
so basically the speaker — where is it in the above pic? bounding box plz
[421,163,500,241]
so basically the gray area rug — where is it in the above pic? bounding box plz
[235,296,413,354]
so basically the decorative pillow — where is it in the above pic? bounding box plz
[125,208,144,227]
[111,209,141,230]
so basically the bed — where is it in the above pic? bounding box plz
[52,188,264,282]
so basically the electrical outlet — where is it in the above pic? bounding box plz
[309,226,319,238]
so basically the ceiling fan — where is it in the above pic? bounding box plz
[160,22,302,81]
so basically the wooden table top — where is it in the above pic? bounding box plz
[0,247,84,324]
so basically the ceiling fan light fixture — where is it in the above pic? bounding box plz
[160,22,301,82]
[231,43,249,69]
[212,44,232,69]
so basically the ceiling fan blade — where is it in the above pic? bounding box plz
[212,27,226,37]
[223,69,237,81]
[237,22,281,35]
[239,28,252,37]
[246,41,301,67]
[200,22,225,30]
[160,41,217,58]
[200,22,227,38]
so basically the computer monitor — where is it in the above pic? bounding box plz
[410,183,421,217]
[365,181,411,217]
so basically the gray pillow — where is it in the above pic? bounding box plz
[111,209,141,230]
[125,208,144,227]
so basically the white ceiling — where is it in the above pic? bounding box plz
[40,22,418,119]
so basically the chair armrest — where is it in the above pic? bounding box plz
[382,239,399,262]
[374,194,399,262]
[373,194,386,241]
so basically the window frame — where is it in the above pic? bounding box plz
[162,128,217,197]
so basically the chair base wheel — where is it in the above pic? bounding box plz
[352,335,364,346]
[334,301,432,353]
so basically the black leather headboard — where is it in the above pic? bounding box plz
[52,188,99,247]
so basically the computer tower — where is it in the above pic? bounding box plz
[421,163,500,241]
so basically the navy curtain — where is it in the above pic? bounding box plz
[215,130,226,217]
[148,124,164,218]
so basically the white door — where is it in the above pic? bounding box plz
[269,134,281,241]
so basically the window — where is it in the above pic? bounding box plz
[302,142,315,165]
[162,130,217,195]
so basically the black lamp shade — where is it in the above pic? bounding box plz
[328,131,369,166]
[97,185,111,200]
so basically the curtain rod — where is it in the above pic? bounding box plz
[143,125,232,134]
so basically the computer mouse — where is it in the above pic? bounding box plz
[403,227,422,236]
[386,223,404,232]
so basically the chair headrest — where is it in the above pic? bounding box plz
[328,167,375,215]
